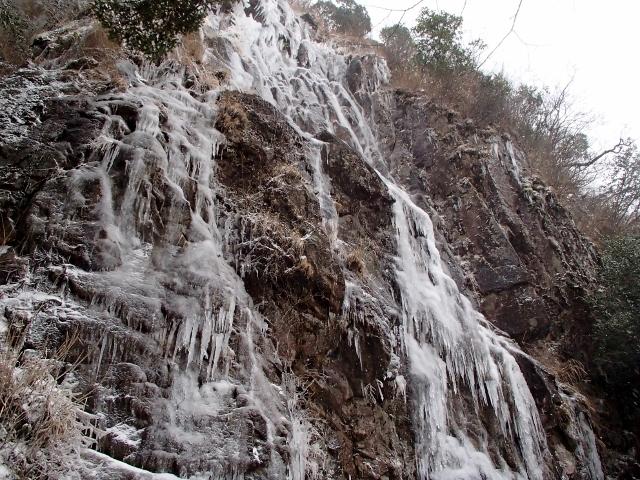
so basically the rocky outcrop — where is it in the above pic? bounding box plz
[0,63,414,478]
[373,91,599,349]
[355,77,614,476]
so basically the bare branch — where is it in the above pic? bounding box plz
[369,0,427,41]
[568,138,633,169]
[459,0,467,16]
[477,0,524,68]
[367,0,426,14]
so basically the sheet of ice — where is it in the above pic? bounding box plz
[0,463,13,480]
[560,391,605,480]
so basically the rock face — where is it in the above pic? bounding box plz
[372,91,599,349]
[0,1,620,479]
[0,63,414,479]
[214,91,413,479]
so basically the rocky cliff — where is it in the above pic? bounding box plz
[0,1,618,479]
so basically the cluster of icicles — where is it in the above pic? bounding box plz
[31,0,604,478]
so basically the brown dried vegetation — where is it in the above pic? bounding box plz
[216,99,249,142]
[0,327,87,479]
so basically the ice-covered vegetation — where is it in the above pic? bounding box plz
[0,329,87,478]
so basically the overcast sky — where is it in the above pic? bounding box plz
[359,0,640,149]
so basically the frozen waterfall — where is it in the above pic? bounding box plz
[208,0,551,478]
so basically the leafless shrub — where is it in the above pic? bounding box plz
[233,210,312,283]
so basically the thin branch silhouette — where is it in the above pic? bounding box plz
[477,0,524,68]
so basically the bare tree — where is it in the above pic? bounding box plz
[597,142,640,234]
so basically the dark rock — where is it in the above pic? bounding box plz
[0,249,29,284]
[300,13,318,30]
[381,90,598,346]
[346,58,364,94]
[296,43,310,68]
[65,57,99,70]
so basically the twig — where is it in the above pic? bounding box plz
[477,0,524,68]
[367,1,427,13]
[368,0,428,38]
[459,0,467,16]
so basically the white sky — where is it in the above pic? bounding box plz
[360,0,640,149]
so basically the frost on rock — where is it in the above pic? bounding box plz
[389,184,548,480]
[1,27,290,476]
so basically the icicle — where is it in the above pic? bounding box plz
[388,182,547,479]
[94,333,108,379]
[559,390,604,480]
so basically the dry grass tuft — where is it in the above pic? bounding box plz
[274,163,305,185]
[180,32,205,63]
[171,32,225,93]
[67,24,128,90]
[77,23,118,52]
[556,358,588,385]
[0,356,77,446]
[234,210,313,283]
[528,341,590,388]
[298,255,315,277]
[216,99,248,143]
[0,323,88,479]
[345,247,366,276]
[0,353,83,477]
